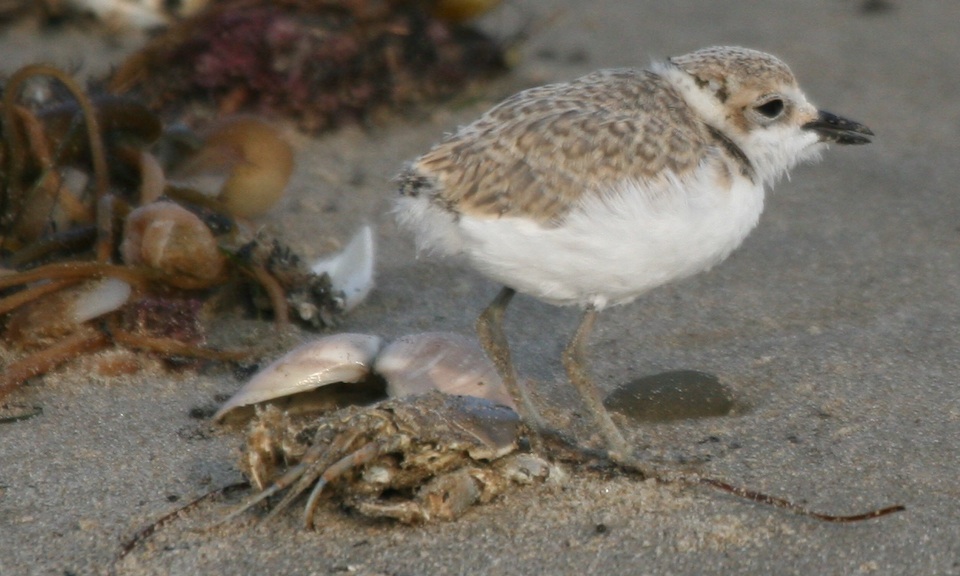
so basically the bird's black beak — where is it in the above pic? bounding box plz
[803,110,874,145]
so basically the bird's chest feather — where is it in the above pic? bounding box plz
[459,161,766,307]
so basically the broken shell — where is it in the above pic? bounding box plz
[121,201,226,289]
[72,277,132,323]
[215,331,515,424]
[48,0,210,31]
[4,278,131,349]
[168,116,295,218]
[137,150,167,205]
[375,332,515,410]
[57,0,171,30]
[311,225,375,312]
[213,333,383,423]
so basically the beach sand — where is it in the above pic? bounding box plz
[2,1,959,574]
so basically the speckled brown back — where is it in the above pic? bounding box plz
[399,69,719,223]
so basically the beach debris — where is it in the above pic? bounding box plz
[311,225,375,313]
[213,331,514,424]
[108,0,509,132]
[27,0,503,32]
[215,330,537,524]
[214,329,905,527]
[374,331,508,403]
[213,333,385,423]
[27,0,209,30]
[0,63,366,402]
[213,332,513,423]
[228,391,558,526]
[120,200,227,289]
[165,116,295,218]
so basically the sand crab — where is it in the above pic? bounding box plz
[228,391,559,527]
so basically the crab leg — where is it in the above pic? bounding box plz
[265,431,369,524]
[222,463,317,524]
[303,434,412,529]
[300,440,379,528]
[224,428,366,524]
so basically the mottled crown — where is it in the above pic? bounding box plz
[669,46,797,101]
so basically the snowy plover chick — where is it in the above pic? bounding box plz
[395,46,873,471]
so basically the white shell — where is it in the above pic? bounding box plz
[311,225,375,312]
[374,332,515,410]
[213,333,383,422]
[67,0,172,30]
[70,278,131,323]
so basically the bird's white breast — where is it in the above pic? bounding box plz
[398,158,766,309]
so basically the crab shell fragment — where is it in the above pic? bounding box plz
[213,331,515,424]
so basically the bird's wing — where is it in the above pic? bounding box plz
[401,69,713,223]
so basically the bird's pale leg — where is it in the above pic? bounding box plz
[476,287,547,439]
[562,306,652,475]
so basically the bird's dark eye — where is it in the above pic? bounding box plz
[755,98,785,119]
